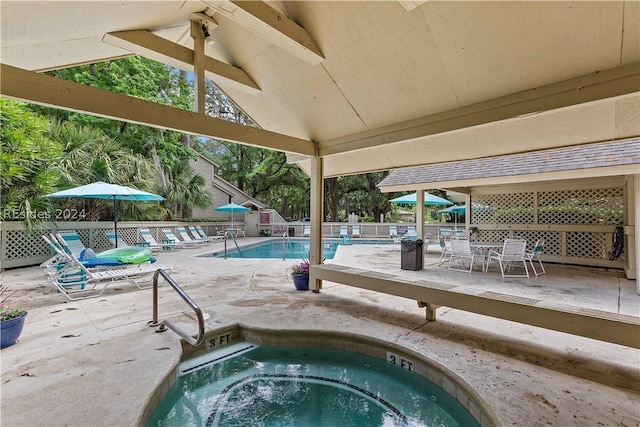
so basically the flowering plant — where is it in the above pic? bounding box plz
[291,259,310,275]
[0,285,22,321]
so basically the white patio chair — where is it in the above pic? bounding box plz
[526,239,546,276]
[389,226,402,251]
[487,238,529,279]
[438,234,452,266]
[448,236,476,273]
[303,225,311,237]
[351,225,361,238]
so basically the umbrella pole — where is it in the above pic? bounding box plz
[113,197,118,248]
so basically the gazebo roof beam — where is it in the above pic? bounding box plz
[202,0,324,65]
[102,30,260,95]
[0,64,314,156]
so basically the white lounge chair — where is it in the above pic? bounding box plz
[191,226,220,243]
[406,226,417,240]
[138,228,177,252]
[176,227,208,247]
[303,225,311,237]
[42,234,172,301]
[105,231,130,248]
[487,238,530,279]
[351,225,361,238]
[162,229,193,249]
[339,225,348,237]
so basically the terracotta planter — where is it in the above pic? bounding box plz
[1,311,27,348]
[292,274,309,291]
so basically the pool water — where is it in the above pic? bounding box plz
[205,238,392,259]
[147,343,479,427]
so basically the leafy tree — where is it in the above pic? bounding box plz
[163,160,213,219]
[48,120,164,221]
[0,99,62,228]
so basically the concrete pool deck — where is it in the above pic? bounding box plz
[1,238,639,426]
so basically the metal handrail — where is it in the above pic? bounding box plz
[282,231,289,260]
[148,269,204,347]
[223,230,243,259]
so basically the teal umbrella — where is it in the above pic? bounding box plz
[215,203,250,227]
[45,181,164,247]
[390,192,453,206]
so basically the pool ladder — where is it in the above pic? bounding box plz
[282,232,294,260]
[148,269,205,346]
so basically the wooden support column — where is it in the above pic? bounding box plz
[190,21,206,114]
[416,190,424,243]
[309,156,324,292]
[629,174,640,291]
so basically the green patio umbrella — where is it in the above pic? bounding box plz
[45,181,164,247]
[389,192,453,206]
[215,202,250,227]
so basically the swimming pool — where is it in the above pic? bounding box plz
[204,238,393,259]
[146,342,479,427]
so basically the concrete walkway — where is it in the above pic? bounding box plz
[1,238,639,426]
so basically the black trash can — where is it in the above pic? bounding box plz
[288,226,295,237]
[401,239,423,270]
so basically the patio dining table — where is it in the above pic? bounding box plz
[470,241,503,272]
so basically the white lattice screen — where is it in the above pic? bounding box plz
[473,186,624,262]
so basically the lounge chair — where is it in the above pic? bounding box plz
[177,226,208,246]
[303,225,311,237]
[448,236,477,273]
[487,238,529,279]
[191,226,220,243]
[42,235,172,301]
[526,239,546,276]
[351,225,361,238]
[162,229,193,249]
[57,231,87,256]
[138,228,177,252]
[339,225,348,237]
[105,231,130,248]
[406,226,417,240]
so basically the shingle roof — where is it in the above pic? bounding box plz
[378,139,640,189]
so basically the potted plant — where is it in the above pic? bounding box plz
[291,260,310,291]
[260,228,272,237]
[1,285,27,349]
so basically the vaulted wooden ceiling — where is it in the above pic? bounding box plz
[2,1,639,177]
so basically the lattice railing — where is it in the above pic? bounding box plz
[473,193,535,224]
